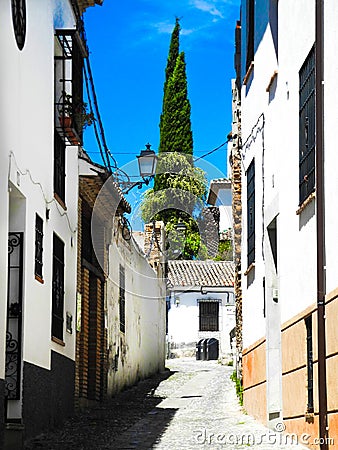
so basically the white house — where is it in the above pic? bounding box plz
[167,260,235,359]
[207,178,233,236]
[76,154,166,401]
[237,0,338,446]
[107,220,167,393]
[0,1,102,447]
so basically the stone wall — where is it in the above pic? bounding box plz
[229,79,243,377]
[144,222,165,274]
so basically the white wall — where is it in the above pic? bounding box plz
[107,222,166,394]
[0,0,78,385]
[323,1,338,295]
[168,289,235,356]
[240,0,317,349]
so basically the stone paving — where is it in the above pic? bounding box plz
[25,358,309,449]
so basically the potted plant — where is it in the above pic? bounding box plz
[57,92,95,144]
[57,91,73,129]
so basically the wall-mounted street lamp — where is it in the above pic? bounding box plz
[122,143,157,194]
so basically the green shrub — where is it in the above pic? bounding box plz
[231,370,243,406]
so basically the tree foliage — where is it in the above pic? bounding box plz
[142,19,207,259]
[158,52,193,156]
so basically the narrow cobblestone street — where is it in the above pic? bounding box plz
[25,358,308,450]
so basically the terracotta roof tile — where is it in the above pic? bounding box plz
[168,260,234,288]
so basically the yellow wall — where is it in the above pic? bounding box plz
[243,291,338,448]
[242,340,266,423]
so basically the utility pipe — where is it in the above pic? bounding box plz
[315,0,328,448]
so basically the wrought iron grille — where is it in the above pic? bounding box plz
[246,0,255,72]
[6,232,23,401]
[199,301,219,332]
[247,159,255,266]
[54,130,66,202]
[299,45,315,205]
[35,214,43,278]
[52,234,65,341]
[119,265,126,333]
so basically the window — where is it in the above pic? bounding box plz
[11,0,26,51]
[54,130,66,203]
[247,159,255,266]
[246,0,255,72]
[71,35,84,140]
[305,316,314,413]
[34,214,43,280]
[119,265,126,333]
[199,301,219,332]
[52,234,65,341]
[267,218,277,272]
[269,0,278,59]
[299,46,315,205]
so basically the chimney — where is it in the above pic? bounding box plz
[144,221,165,270]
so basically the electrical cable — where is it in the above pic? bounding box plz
[83,63,110,170]
[84,56,117,172]
[83,55,131,184]
[8,152,77,235]
[193,141,228,163]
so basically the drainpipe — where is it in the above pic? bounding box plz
[315,0,328,448]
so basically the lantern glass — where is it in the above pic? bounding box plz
[137,144,157,178]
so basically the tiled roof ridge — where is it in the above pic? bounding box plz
[168,259,234,288]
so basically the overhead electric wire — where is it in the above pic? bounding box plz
[84,57,114,172]
[83,63,110,170]
[83,56,132,184]
[193,141,228,163]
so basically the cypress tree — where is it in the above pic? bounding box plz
[163,17,180,94]
[159,51,193,156]
[142,19,207,259]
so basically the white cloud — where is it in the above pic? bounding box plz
[191,0,224,18]
[153,21,174,34]
[153,20,197,36]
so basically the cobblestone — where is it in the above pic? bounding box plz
[25,358,309,449]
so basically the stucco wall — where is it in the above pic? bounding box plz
[0,0,78,426]
[167,290,235,356]
[242,339,266,424]
[107,225,166,394]
[239,0,338,444]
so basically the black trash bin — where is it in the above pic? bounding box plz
[196,339,204,360]
[199,339,207,360]
[206,338,219,360]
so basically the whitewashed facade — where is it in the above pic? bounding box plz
[107,227,166,393]
[167,260,235,359]
[0,1,101,446]
[239,0,338,443]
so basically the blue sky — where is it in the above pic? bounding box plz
[82,0,240,227]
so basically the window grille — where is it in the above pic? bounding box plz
[246,0,255,72]
[199,302,219,332]
[52,234,65,340]
[247,159,255,266]
[35,214,43,279]
[54,130,66,203]
[71,35,84,140]
[119,265,126,333]
[299,46,315,205]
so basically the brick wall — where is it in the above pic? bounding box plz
[76,194,108,406]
